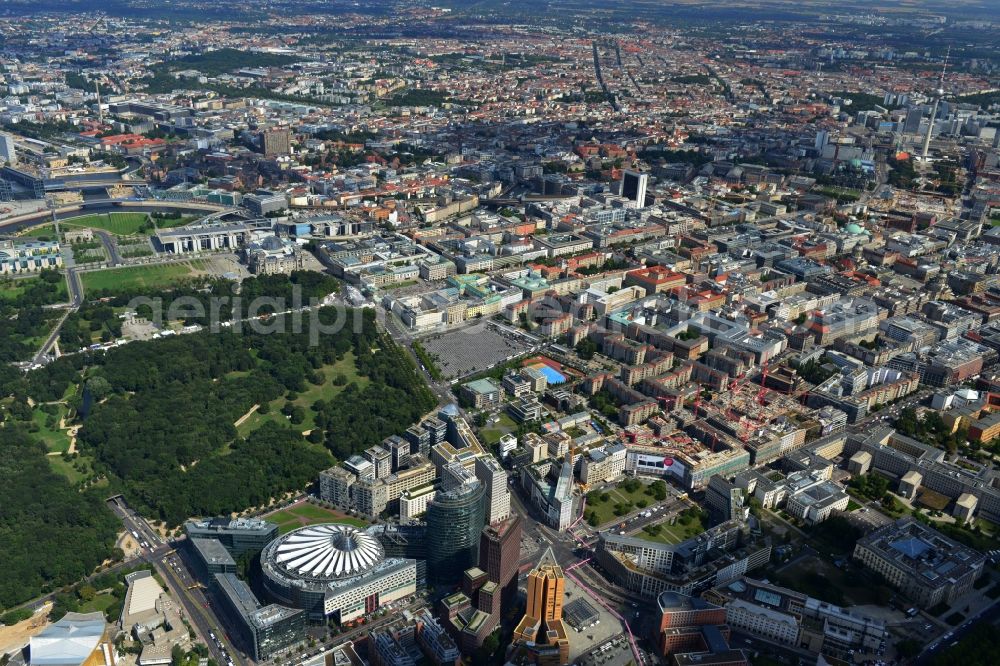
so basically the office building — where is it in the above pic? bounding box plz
[370,609,460,666]
[243,190,288,216]
[213,573,306,661]
[520,456,575,531]
[119,571,189,666]
[426,473,486,583]
[621,170,648,208]
[705,475,748,523]
[0,132,16,165]
[705,577,888,661]
[853,517,986,608]
[329,455,436,518]
[189,538,237,578]
[510,548,569,665]
[460,378,502,409]
[595,520,771,599]
[260,127,292,156]
[416,608,462,665]
[743,469,848,525]
[0,239,63,275]
[364,445,393,479]
[319,466,356,508]
[399,483,436,525]
[344,455,375,481]
[184,517,278,558]
[656,592,729,659]
[479,513,523,593]
[475,455,511,525]
[579,443,627,484]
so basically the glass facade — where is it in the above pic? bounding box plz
[426,480,486,583]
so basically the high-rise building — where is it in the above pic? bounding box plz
[475,455,511,525]
[260,127,292,156]
[510,547,569,665]
[903,108,923,135]
[0,133,17,166]
[437,515,525,658]
[426,472,486,583]
[479,513,522,593]
[621,170,648,208]
[364,445,393,479]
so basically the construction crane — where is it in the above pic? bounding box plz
[757,363,770,406]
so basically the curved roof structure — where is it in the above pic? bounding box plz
[30,612,106,666]
[271,524,383,580]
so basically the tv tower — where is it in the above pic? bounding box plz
[921,48,949,160]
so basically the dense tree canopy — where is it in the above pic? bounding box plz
[0,270,67,361]
[2,299,436,607]
[0,428,120,610]
[70,306,434,523]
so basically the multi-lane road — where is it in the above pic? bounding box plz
[106,496,242,666]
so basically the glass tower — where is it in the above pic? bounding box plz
[426,478,486,583]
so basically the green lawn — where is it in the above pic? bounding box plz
[637,514,705,545]
[33,405,73,453]
[585,481,662,527]
[59,212,151,236]
[18,223,58,239]
[237,351,370,435]
[80,261,208,293]
[78,592,117,614]
[0,274,68,302]
[480,412,517,445]
[48,453,95,485]
[381,280,418,291]
[263,502,369,534]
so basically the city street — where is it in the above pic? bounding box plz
[106,497,239,666]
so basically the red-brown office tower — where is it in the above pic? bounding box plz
[479,513,522,593]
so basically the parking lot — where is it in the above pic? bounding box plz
[419,322,537,380]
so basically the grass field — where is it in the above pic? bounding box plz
[78,592,117,614]
[33,405,73,453]
[585,481,661,526]
[80,260,209,293]
[237,351,370,435]
[636,514,705,545]
[48,453,95,484]
[264,502,369,534]
[381,280,418,291]
[19,224,58,239]
[60,212,151,236]
[0,274,68,302]
[480,412,517,445]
